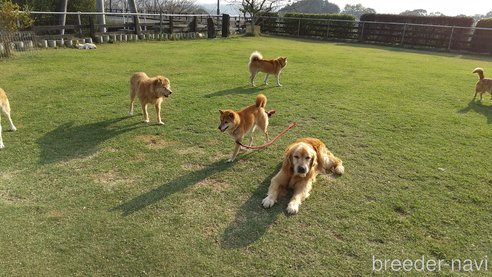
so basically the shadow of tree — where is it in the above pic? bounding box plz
[204,85,274,98]
[37,116,141,164]
[111,160,234,216]
[221,163,286,249]
[458,99,492,124]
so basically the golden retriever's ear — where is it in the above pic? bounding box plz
[310,153,318,171]
[154,79,161,86]
[282,146,294,173]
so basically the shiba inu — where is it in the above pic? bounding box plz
[248,51,287,87]
[218,94,274,162]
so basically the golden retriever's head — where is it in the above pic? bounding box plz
[154,76,172,97]
[283,142,318,178]
[218,110,238,132]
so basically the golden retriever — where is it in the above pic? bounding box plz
[248,51,287,87]
[218,94,273,162]
[129,72,172,125]
[0,88,17,149]
[262,138,344,214]
[473,68,492,101]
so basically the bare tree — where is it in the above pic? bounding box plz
[228,0,283,27]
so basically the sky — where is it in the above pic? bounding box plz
[196,0,492,16]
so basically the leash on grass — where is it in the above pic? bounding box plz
[236,120,297,150]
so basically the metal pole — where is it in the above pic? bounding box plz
[96,0,106,33]
[448,26,455,51]
[217,0,220,15]
[58,0,68,35]
[297,18,301,36]
[401,23,407,45]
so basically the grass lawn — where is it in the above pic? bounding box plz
[0,36,491,276]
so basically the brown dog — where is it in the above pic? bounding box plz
[129,72,172,125]
[218,94,272,162]
[0,88,17,149]
[262,138,344,214]
[473,68,492,101]
[248,51,287,87]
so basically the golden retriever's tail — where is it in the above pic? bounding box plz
[332,158,345,175]
[255,93,267,108]
[249,51,263,63]
[473,68,485,80]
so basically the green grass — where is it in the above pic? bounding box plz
[0,36,491,276]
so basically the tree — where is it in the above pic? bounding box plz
[341,3,375,19]
[233,0,283,26]
[400,9,427,16]
[279,0,340,14]
[0,0,33,57]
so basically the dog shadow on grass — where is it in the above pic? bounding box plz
[204,85,275,98]
[458,99,492,124]
[221,163,287,249]
[37,116,142,164]
[111,160,235,216]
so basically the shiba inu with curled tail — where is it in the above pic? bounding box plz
[248,51,287,87]
[218,94,274,162]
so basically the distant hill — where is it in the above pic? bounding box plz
[199,3,242,15]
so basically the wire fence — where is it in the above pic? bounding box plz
[258,16,492,54]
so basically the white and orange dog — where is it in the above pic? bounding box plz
[262,138,344,214]
[248,51,287,87]
[218,94,274,162]
[0,88,17,149]
[472,67,492,101]
[129,72,173,125]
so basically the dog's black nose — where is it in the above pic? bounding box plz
[297,166,307,174]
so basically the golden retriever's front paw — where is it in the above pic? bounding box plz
[286,202,300,214]
[262,197,276,208]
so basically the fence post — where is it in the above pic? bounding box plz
[448,26,455,51]
[359,22,365,42]
[400,23,407,45]
[326,19,330,38]
[89,16,95,39]
[77,11,83,36]
[134,15,141,35]
[222,14,230,37]
[159,12,163,33]
[169,16,174,34]
[297,18,301,37]
[207,17,216,38]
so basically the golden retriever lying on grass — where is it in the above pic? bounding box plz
[262,138,344,214]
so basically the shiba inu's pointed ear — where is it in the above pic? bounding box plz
[219,110,224,114]
[228,113,234,119]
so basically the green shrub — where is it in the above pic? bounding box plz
[283,13,356,38]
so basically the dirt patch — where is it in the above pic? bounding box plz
[181,163,205,171]
[137,135,175,149]
[194,178,230,192]
[94,170,135,190]
[175,146,205,156]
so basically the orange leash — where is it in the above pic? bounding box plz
[236,122,297,150]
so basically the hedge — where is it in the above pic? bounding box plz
[359,14,474,50]
[282,13,356,38]
[470,18,492,53]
